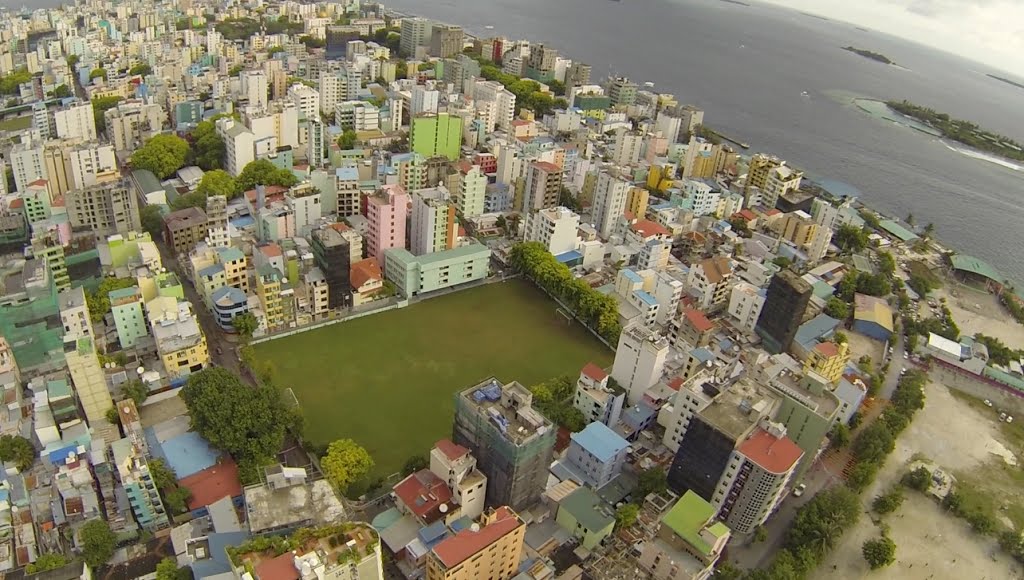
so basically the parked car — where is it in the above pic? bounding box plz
[793,483,807,497]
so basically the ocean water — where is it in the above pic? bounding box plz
[387,0,1024,284]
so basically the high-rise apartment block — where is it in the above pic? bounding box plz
[755,269,813,354]
[411,186,457,256]
[612,326,670,405]
[366,184,410,262]
[523,161,563,213]
[426,506,526,580]
[311,227,352,310]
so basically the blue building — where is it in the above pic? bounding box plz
[565,422,630,489]
[211,286,248,331]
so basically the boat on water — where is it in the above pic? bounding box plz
[484,25,494,30]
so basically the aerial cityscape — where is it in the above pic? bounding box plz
[0,1,1023,580]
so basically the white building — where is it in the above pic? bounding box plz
[612,130,643,167]
[410,85,440,115]
[653,271,684,325]
[472,79,516,131]
[241,70,269,110]
[638,239,672,271]
[54,102,97,141]
[728,282,766,334]
[319,70,343,115]
[335,100,380,132]
[684,178,722,217]
[524,206,580,256]
[410,186,455,256]
[456,163,487,218]
[288,83,320,120]
[429,439,487,521]
[68,144,117,189]
[565,422,630,489]
[574,363,625,428]
[592,168,629,239]
[658,373,715,452]
[611,325,669,405]
[9,140,46,193]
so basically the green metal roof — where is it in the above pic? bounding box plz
[412,243,491,266]
[950,254,1004,283]
[560,487,614,533]
[878,219,919,242]
[132,169,163,194]
[661,491,728,557]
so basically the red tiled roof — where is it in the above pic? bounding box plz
[243,185,289,207]
[8,198,23,209]
[765,209,781,216]
[432,506,522,568]
[532,160,561,172]
[738,209,757,221]
[393,469,452,521]
[814,342,839,357]
[631,219,670,238]
[259,243,283,258]
[683,231,706,243]
[51,196,65,208]
[435,439,469,461]
[738,428,803,474]
[179,458,242,511]
[328,222,351,232]
[623,210,636,222]
[580,362,608,382]
[684,309,714,333]
[350,257,382,291]
[254,553,299,580]
[667,377,684,391]
[28,179,48,187]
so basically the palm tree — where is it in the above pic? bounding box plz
[906,213,915,226]
[923,222,935,239]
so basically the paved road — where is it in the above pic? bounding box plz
[881,332,906,400]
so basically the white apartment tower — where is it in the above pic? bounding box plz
[592,168,629,239]
[288,84,320,120]
[524,206,580,256]
[611,326,670,405]
[241,70,269,110]
[410,186,456,256]
[411,86,440,115]
[54,101,97,141]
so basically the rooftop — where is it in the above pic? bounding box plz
[165,206,207,229]
[737,428,804,474]
[698,379,778,441]
[350,257,382,290]
[431,507,523,568]
[435,439,470,462]
[393,469,453,521]
[178,458,242,512]
[232,523,378,579]
[570,422,629,463]
[661,491,729,558]
[244,479,346,534]
[580,362,608,382]
[950,254,1004,283]
[558,487,614,532]
[459,378,554,445]
[877,219,919,242]
[683,308,714,333]
[853,292,894,332]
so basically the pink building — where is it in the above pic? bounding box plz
[366,184,410,261]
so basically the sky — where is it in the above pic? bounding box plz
[759,0,1024,78]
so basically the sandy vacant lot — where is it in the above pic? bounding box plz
[820,381,1021,579]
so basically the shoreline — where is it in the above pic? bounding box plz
[384,8,1019,289]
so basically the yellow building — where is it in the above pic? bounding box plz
[147,297,210,378]
[426,507,525,580]
[803,341,850,385]
[627,186,650,220]
[256,264,286,330]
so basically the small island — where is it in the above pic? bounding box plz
[987,73,1024,91]
[843,46,894,65]
[886,100,1024,161]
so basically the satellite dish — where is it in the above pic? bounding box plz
[439,503,448,513]
[136,366,145,375]
[470,523,480,532]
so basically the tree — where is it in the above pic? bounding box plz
[338,129,358,150]
[86,277,137,322]
[0,435,36,472]
[67,54,79,68]
[785,486,860,558]
[546,79,566,96]
[181,368,295,462]
[772,256,792,269]
[878,251,896,277]
[156,557,190,580]
[402,454,428,476]
[164,487,192,514]
[26,553,69,574]
[872,487,905,514]
[121,380,149,407]
[79,519,116,568]
[902,466,931,492]
[132,134,190,179]
[0,68,31,94]
[299,35,326,48]
[229,64,245,76]
[89,67,107,81]
[140,206,163,238]
[52,84,72,98]
[189,120,226,170]
[267,45,286,56]
[196,169,236,200]
[835,224,869,253]
[148,458,176,491]
[129,63,153,76]
[828,423,850,449]
[231,312,258,339]
[728,217,751,237]
[923,222,935,239]
[847,461,878,492]
[862,536,896,569]
[615,503,639,530]
[636,467,668,499]
[824,297,849,319]
[321,439,374,491]
[235,159,299,195]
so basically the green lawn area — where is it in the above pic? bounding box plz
[255,280,612,481]
[0,116,32,132]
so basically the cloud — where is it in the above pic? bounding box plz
[760,0,1024,76]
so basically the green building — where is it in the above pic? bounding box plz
[410,113,463,161]
[0,259,65,373]
[99,231,157,274]
[21,182,52,225]
[638,491,731,579]
[555,487,615,550]
[109,286,147,349]
[383,243,491,298]
[30,230,70,292]
[766,370,840,477]
[574,94,611,112]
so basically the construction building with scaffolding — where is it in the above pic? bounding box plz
[452,378,556,513]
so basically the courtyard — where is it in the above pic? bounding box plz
[254,279,612,482]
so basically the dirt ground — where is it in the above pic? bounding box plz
[819,380,1022,579]
[845,330,886,368]
[934,285,1024,348]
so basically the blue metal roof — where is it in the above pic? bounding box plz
[571,422,629,463]
[622,269,643,284]
[335,166,359,181]
[634,290,658,307]
[555,250,583,263]
[691,348,714,364]
[795,313,841,349]
[156,432,221,479]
